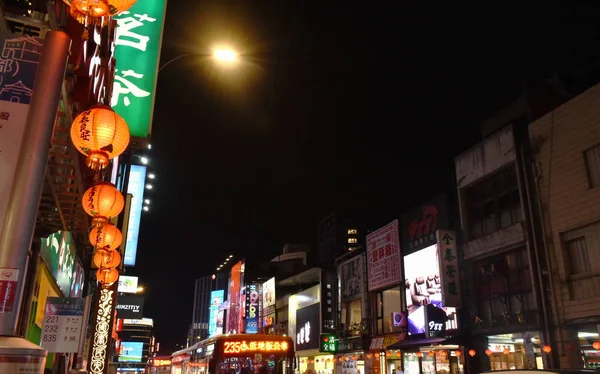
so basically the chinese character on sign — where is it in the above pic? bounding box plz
[0,112,9,120]
[444,248,456,262]
[441,233,454,245]
[111,69,151,107]
[445,264,456,279]
[115,12,156,51]
[447,281,458,295]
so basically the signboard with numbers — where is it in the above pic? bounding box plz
[41,297,85,353]
[111,0,167,138]
[366,220,402,291]
[436,230,462,307]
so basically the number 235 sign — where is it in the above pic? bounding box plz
[40,298,85,353]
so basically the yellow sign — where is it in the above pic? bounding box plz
[223,340,289,354]
[35,264,59,327]
[151,359,171,367]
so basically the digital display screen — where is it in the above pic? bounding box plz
[404,244,455,335]
[118,341,143,362]
[222,340,289,354]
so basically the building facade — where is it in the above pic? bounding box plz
[529,82,600,369]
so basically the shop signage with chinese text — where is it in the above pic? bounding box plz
[112,0,167,138]
[436,230,462,307]
[401,195,449,253]
[366,220,402,291]
[319,334,337,353]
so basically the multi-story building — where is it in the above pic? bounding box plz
[317,212,366,269]
[190,271,229,344]
[113,318,155,372]
[529,82,600,368]
[454,84,568,373]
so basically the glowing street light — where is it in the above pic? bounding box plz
[213,48,238,64]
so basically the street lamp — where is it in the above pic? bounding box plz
[158,47,239,73]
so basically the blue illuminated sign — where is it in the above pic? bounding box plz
[124,165,146,266]
[209,290,224,337]
[245,284,259,334]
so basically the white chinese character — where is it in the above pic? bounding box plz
[115,11,156,51]
[304,322,310,343]
[111,69,150,107]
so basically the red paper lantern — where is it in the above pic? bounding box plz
[593,342,600,350]
[454,350,461,357]
[89,222,122,250]
[468,349,476,357]
[542,345,552,354]
[96,267,119,285]
[82,182,124,223]
[485,349,492,356]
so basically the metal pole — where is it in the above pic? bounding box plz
[0,30,71,336]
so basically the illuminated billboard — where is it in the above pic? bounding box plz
[226,261,243,334]
[124,165,146,266]
[208,290,224,337]
[118,276,139,294]
[118,341,144,362]
[404,244,456,335]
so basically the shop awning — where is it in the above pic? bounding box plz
[386,336,462,350]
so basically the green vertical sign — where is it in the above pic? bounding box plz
[111,0,167,138]
[319,334,337,353]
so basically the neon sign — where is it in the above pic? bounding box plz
[223,341,289,354]
[151,359,171,367]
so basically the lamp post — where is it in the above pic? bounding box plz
[158,48,239,73]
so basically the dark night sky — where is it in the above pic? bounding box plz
[129,0,600,353]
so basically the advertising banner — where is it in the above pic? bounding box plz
[296,303,320,351]
[124,165,146,266]
[118,276,139,294]
[118,341,144,362]
[366,220,402,291]
[40,231,79,296]
[262,277,276,315]
[288,285,319,347]
[111,0,167,138]
[208,290,224,337]
[0,33,43,242]
[403,243,456,335]
[436,230,462,307]
[320,270,336,333]
[244,284,259,334]
[40,297,85,353]
[401,195,449,253]
[339,255,363,301]
[226,261,243,334]
[70,259,84,298]
[116,295,144,319]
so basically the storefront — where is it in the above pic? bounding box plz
[484,332,545,370]
[334,336,368,374]
[298,350,335,374]
[368,334,406,374]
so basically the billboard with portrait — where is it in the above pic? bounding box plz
[209,290,224,337]
[262,277,276,312]
[339,255,363,301]
[403,244,456,335]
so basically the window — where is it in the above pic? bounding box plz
[584,144,600,188]
[473,248,534,325]
[348,238,357,244]
[373,286,402,335]
[347,229,358,235]
[465,166,522,240]
[566,237,590,275]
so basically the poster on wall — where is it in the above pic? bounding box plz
[40,231,78,296]
[0,33,43,243]
[339,255,363,300]
[366,220,402,291]
[262,277,276,315]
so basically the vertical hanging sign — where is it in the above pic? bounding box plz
[111,0,167,138]
[0,33,43,240]
[436,230,462,307]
